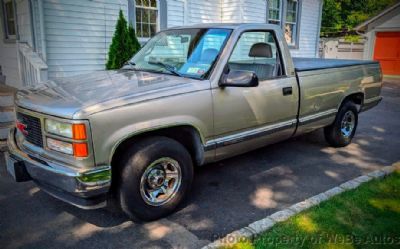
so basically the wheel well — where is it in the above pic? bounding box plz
[341,92,364,111]
[111,125,204,171]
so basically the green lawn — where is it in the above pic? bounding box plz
[227,170,400,249]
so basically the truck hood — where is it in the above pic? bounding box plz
[16,70,200,119]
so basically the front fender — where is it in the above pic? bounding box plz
[106,116,208,165]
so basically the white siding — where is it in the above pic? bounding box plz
[167,0,185,27]
[221,0,266,23]
[242,0,266,23]
[187,0,221,24]
[221,0,242,23]
[167,0,222,27]
[290,0,321,58]
[43,0,128,78]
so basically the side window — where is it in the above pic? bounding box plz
[228,31,282,81]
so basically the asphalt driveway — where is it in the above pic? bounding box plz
[1,82,399,249]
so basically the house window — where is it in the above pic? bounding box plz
[1,0,16,40]
[268,0,300,47]
[135,0,158,38]
[268,0,281,25]
[284,0,298,46]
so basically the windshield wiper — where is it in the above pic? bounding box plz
[148,61,183,77]
[121,61,138,70]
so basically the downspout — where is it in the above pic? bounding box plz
[38,0,46,61]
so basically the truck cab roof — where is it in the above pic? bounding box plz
[168,23,282,31]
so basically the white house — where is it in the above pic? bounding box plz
[356,2,400,76]
[0,0,323,89]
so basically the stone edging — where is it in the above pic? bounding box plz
[202,165,398,249]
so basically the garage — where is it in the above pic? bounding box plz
[355,2,400,76]
[374,32,400,75]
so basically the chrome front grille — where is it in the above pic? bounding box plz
[16,112,43,148]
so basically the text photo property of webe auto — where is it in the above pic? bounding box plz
[1,0,399,249]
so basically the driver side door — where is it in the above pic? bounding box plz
[211,30,299,160]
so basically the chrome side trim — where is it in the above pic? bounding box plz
[298,109,337,125]
[205,119,297,149]
[204,109,337,150]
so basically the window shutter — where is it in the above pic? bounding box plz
[159,0,167,30]
[128,0,136,27]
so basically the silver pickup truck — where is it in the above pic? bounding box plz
[6,23,382,221]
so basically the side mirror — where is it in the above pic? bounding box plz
[219,70,259,87]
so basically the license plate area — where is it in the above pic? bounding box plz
[5,152,31,182]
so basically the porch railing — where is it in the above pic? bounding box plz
[17,42,48,87]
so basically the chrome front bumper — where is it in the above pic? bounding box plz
[6,128,111,209]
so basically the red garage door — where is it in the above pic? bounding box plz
[374,32,400,75]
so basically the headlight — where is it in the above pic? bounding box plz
[45,119,87,140]
[45,119,88,157]
[47,137,73,155]
[46,137,89,157]
[45,119,73,138]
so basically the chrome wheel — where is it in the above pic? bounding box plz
[341,111,355,137]
[140,158,182,206]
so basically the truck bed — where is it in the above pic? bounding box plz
[293,58,378,72]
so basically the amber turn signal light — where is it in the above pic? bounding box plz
[72,124,87,140]
[73,143,88,157]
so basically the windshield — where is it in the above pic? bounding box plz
[130,28,232,79]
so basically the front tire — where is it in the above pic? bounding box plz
[118,136,193,221]
[324,101,358,147]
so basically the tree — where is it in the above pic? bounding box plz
[127,24,141,59]
[106,10,140,70]
[321,0,398,37]
[321,0,342,33]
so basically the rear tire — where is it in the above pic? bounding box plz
[118,136,193,221]
[324,101,358,147]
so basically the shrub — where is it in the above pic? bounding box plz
[106,10,140,70]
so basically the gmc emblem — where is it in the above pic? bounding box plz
[16,120,28,136]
